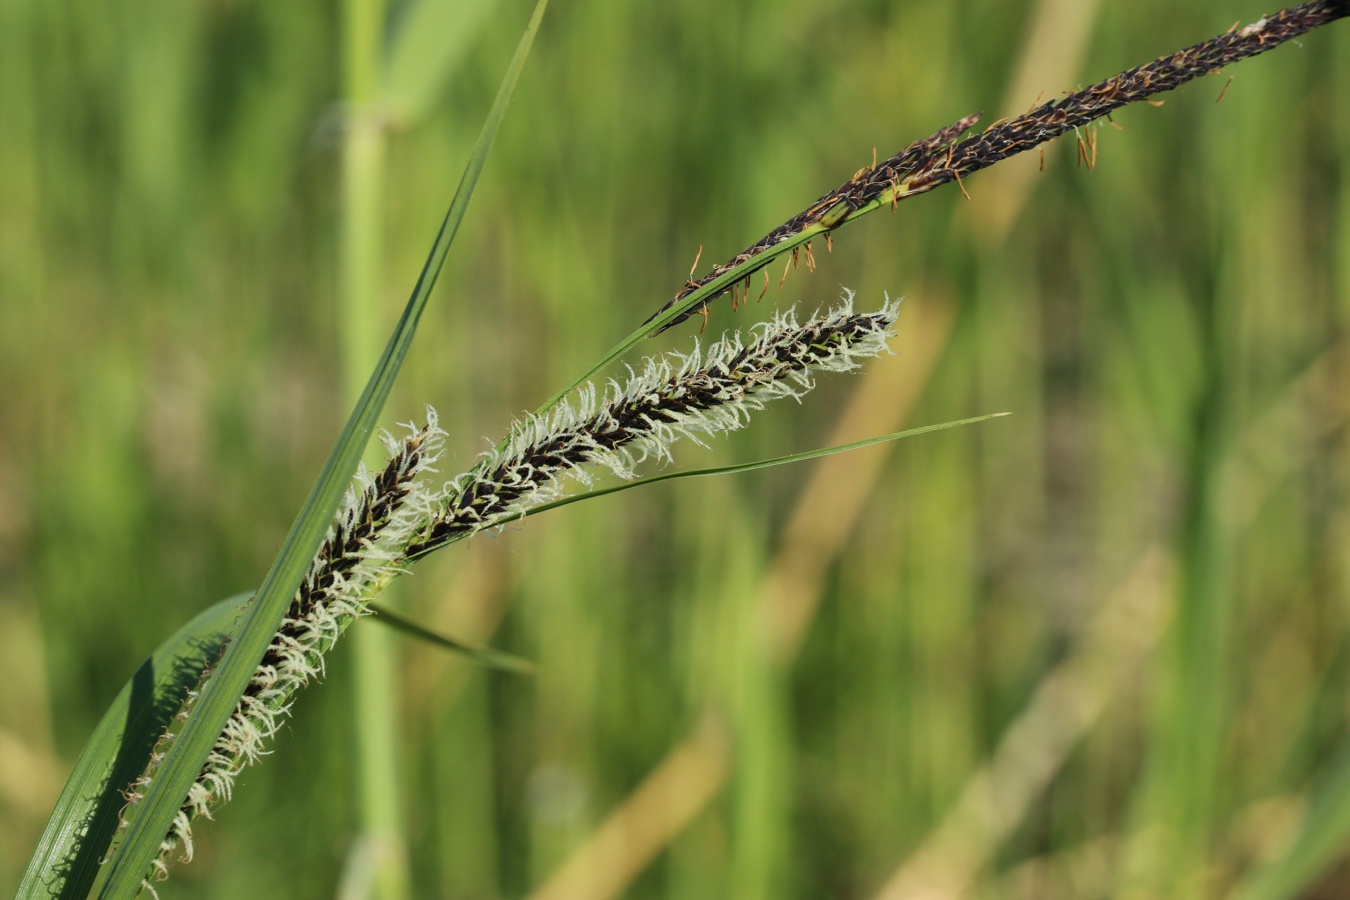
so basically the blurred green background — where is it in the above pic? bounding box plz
[2,0,1348,897]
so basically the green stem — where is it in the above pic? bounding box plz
[341,0,410,897]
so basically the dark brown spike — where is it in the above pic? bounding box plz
[643,2,1347,333]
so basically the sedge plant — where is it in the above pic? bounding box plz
[17,1,1348,896]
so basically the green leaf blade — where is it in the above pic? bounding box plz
[409,414,1008,559]
[368,604,535,675]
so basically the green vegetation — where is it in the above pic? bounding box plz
[2,0,1348,897]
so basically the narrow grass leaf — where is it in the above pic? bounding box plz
[367,603,536,675]
[410,414,1007,558]
[528,414,1009,511]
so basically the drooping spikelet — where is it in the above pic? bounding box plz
[125,414,444,890]
[407,292,899,556]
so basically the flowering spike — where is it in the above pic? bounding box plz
[407,293,899,556]
[120,413,445,886]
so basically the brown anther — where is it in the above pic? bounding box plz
[688,244,704,283]
[953,168,971,201]
[1216,76,1233,103]
[779,256,792,289]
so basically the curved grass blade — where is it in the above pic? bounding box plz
[523,413,1009,513]
[16,596,244,900]
[409,414,1007,560]
[91,3,551,894]
[368,603,535,675]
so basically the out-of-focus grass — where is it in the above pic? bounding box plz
[2,0,1347,897]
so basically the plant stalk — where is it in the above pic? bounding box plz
[340,0,410,897]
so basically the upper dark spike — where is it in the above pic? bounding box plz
[645,1,1347,332]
